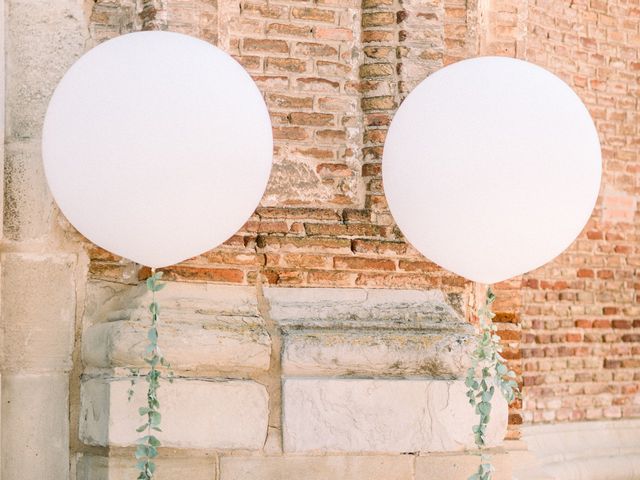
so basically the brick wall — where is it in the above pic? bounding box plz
[85,0,639,438]
[88,0,477,305]
[518,0,640,425]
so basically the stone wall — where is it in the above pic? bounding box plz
[0,0,638,479]
[517,0,640,425]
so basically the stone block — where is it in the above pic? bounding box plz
[83,282,270,373]
[1,373,69,480]
[271,287,473,377]
[76,454,216,480]
[80,377,269,450]
[283,378,507,453]
[1,252,76,372]
[83,319,270,373]
[282,329,471,377]
[219,455,414,480]
[265,287,468,329]
[6,0,87,140]
[3,144,54,240]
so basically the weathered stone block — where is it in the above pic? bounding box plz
[1,374,69,480]
[268,287,473,377]
[1,253,76,372]
[282,329,471,377]
[83,282,270,373]
[283,378,507,453]
[83,319,270,373]
[3,143,54,240]
[265,287,468,328]
[80,377,269,450]
[6,0,87,140]
[219,455,414,480]
[77,454,216,480]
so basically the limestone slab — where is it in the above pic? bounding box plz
[83,319,270,372]
[282,329,472,377]
[283,378,507,453]
[265,287,468,330]
[1,253,76,372]
[80,377,269,450]
[83,282,270,372]
[219,455,414,480]
[1,374,69,480]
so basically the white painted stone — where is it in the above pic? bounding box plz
[77,454,216,480]
[80,378,269,450]
[219,455,414,480]
[282,329,472,377]
[1,374,69,480]
[1,253,76,372]
[283,378,507,453]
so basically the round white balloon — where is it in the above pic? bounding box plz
[383,56,601,284]
[43,31,273,268]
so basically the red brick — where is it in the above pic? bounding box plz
[164,266,245,283]
[272,126,309,140]
[291,7,335,23]
[289,112,334,126]
[266,57,307,73]
[243,38,289,53]
[334,256,395,271]
[577,268,594,278]
[314,27,353,41]
[267,23,313,37]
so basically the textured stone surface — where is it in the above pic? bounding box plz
[1,253,77,372]
[282,329,471,377]
[265,287,468,328]
[1,374,70,480]
[220,455,414,480]
[283,378,508,453]
[415,450,514,480]
[80,378,269,449]
[3,143,54,240]
[270,287,473,377]
[83,318,270,372]
[77,454,216,480]
[83,282,270,372]
[517,420,640,480]
[6,0,87,141]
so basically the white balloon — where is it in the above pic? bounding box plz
[383,56,601,284]
[43,31,273,268]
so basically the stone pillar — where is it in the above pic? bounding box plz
[1,1,89,479]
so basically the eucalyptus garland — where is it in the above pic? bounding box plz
[128,271,173,479]
[465,287,519,480]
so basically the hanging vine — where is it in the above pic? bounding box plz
[128,270,173,479]
[465,287,519,480]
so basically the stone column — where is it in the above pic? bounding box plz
[1,2,89,479]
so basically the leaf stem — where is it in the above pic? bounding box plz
[132,269,171,480]
[466,287,520,480]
